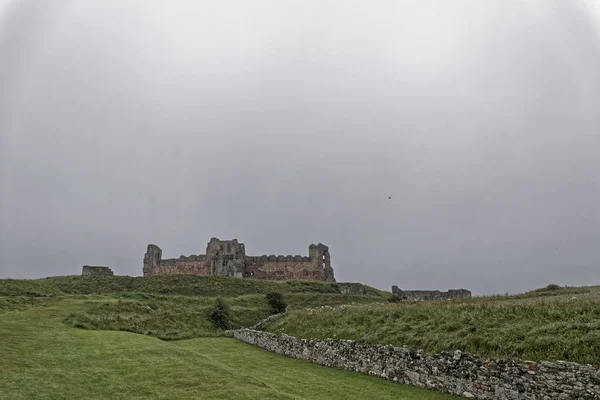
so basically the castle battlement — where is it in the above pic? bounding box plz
[143,238,335,282]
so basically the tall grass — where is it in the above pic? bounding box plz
[61,292,385,340]
[266,296,600,365]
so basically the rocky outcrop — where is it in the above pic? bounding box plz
[233,329,600,399]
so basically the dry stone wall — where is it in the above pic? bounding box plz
[233,329,600,400]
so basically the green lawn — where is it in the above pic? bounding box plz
[0,298,452,400]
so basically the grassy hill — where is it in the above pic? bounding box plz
[265,284,600,366]
[0,275,384,297]
[0,297,453,400]
[60,292,386,340]
[3,275,600,374]
[0,275,388,340]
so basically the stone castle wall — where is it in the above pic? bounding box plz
[81,266,114,276]
[152,255,210,276]
[392,286,472,300]
[245,258,325,281]
[233,329,600,400]
[143,238,335,282]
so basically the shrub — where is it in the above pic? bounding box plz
[533,284,562,292]
[266,292,287,314]
[207,297,231,330]
[388,294,403,303]
[543,284,561,291]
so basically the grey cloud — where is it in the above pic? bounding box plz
[1,0,599,294]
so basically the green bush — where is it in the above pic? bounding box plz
[207,297,231,330]
[387,294,403,303]
[266,292,287,314]
[542,284,561,291]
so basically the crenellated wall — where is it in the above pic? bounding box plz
[244,258,325,281]
[142,238,336,282]
[152,255,210,276]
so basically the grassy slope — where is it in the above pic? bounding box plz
[62,292,386,339]
[0,299,452,400]
[0,275,388,340]
[266,285,600,365]
[0,275,382,297]
[5,276,599,366]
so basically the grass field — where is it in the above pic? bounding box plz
[2,275,599,398]
[0,297,452,400]
[266,285,600,365]
[0,275,385,297]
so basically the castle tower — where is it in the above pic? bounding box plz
[206,238,246,278]
[309,243,335,282]
[143,244,162,276]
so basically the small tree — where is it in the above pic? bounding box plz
[207,297,231,330]
[266,292,287,314]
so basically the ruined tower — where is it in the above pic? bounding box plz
[142,244,162,276]
[206,237,246,278]
[309,243,335,282]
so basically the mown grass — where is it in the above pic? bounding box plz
[0,298,453,400]
[0,275,383,297]
[266,287,600,366]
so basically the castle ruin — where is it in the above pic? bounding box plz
[143,238,336,282]
[81,265,114,276]
[392,286,471,300]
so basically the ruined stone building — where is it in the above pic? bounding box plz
[392,286,471,300]
[143,238,336,282]
[81,266,114,276]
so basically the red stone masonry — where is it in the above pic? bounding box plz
[142,238,335,282]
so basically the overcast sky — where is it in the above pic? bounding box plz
[1,1,599,294]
